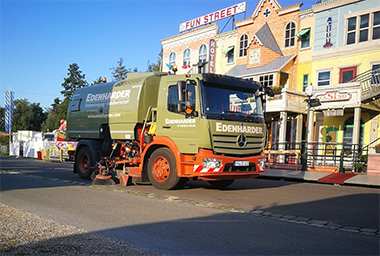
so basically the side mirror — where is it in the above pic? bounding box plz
[177,81,186,102]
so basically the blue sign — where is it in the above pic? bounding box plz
[5,90,15,133]
[324,17,333,48]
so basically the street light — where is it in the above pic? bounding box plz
[302,85,321,171]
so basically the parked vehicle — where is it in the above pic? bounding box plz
[67,72,271,189]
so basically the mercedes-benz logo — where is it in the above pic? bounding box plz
[237,133,247,148]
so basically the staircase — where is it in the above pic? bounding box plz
[349,68,380,104]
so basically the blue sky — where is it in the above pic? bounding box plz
[0,0,315,109]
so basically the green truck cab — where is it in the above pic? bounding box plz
[67,73,268,190]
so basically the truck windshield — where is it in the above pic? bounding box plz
[201,81,264,123]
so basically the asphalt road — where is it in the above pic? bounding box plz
[1,155,380,255]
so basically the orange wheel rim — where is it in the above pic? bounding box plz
[152,156,170,182]
[79,154,89,174]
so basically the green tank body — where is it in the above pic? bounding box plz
[67,73,161,140]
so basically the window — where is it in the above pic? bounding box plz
[199,45,207,73]
[339,66,357,83]
[169,52,176,66]
[302,74,309,92]
[373,11,380,40]
[359,14,369,42]
[183,49,191,67]
[227,47,234,64]
[371,63,380,85]
[259,74,274,87]
[167,84,196,114]
[299,28,310,49]
[317,71,330,86]
[239,34,248,57]
[346,10,380,45]
[285,22,296,47]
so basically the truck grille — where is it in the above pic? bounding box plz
[212,134,264,156]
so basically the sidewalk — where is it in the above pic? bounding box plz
[260,169,380,187]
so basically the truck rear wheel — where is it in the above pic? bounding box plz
[208,180,235,189]
[75,147,94,180]
[148,148,181,190]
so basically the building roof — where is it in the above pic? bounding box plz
[253,23,283,56]
[226,54,296,77]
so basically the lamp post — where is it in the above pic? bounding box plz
[302,85,318,171]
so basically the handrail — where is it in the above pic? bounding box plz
[362,137,380,151]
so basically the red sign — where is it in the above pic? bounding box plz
[179,2,246,32]
[316,91,351,102]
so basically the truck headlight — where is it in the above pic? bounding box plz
[202,158,221,168]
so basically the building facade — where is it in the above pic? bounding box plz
[160,0,380,170]
[302,0,380,158]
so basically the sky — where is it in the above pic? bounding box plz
[0,0,315,110]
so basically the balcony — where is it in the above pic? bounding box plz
[265,88,308,114]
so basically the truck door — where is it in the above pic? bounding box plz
[157,83,199,154]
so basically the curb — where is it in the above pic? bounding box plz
[261,169,380,187]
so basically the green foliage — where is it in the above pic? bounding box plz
[110,58,137,81]
[61,63,88,100]
[91,77,104,85]
[11,99,47,132]
[41,98,69,132]
[0,134,9,146]
[0,106,4,132]
[147,48,163,72]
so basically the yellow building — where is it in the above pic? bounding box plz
[299,0,380,172]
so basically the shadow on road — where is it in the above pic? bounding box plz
[2,209,379,256]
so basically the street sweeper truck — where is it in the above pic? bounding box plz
[67,72,271,190]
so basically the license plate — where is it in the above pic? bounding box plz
[234,161,249,167]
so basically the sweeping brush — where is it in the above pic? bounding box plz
[92,174,116,185]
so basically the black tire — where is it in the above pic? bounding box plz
[75,147,95,180]
[147,148,181,190]
[208,180,235,189]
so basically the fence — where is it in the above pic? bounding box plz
[265,141,366,172]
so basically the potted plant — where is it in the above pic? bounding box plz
[375,143,380,153]
[271,86,283,94]
[355,162,363,172]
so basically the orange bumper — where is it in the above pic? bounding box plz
[178,149,265,181]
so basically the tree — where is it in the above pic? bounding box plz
[41,98,68,132]
[147,48,163,72]
[11,99,46,132]
[110,57,138,81]
[0,106,4,132]
[91,77,104,85]
[61,63,88,100]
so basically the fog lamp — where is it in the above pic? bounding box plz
[258,158,265,171]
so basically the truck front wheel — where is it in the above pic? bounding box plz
[148,148,181,190]
[75,147,94,180]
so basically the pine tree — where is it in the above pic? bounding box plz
[61,63,88,100]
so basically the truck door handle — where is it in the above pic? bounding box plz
[162,126,171,129]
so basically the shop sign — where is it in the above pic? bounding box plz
[179,2,246,32]
[316,91,351,102]
[209,39,216,73]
